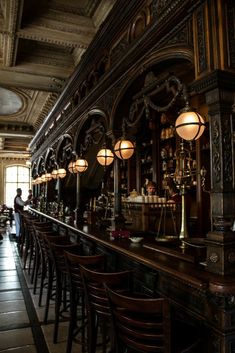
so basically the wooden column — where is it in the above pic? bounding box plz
[192,0,235,275]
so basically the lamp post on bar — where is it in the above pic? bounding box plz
[73,156,88,226]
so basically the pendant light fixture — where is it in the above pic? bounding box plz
[113,119,135,160]
[68,161,77,173]
[175,104,205,141]
[97,148,114,166]
[114,139,135,160]
[57,168,67,178]
[74,157,88,173]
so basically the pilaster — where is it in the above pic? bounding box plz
[192,70,235,275]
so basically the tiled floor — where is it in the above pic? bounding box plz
[0,227,83,353]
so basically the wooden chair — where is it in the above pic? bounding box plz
[80,266,132,353]
[33,229,57,306]
[48,240,82,343]
[42,234,71,324]
[31,222,54,294]
[106,285,171,353]
[105,286,201,353]
[64,251,106,353]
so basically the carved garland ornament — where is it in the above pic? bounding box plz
[211,119,221,184]
[209,252,219,263]
[222,118,233,184]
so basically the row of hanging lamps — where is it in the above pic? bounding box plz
[96,127,135,167]
[97,138,135,166]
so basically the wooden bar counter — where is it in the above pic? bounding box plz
[29,208,235,353]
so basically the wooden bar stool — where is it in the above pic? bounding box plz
[20,213,36,269]
[105,286,202,353]
[42,234,71,324]
[48,240,82,343]
[31,222,54,294]
[64,251,106,353]
[80,266,132,353]
[33,229,57,306]
[106,286,171,353]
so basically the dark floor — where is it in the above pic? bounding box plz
[0,226,82,353]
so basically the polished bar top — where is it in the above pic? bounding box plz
[29,208,235,295]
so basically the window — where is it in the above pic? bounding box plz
[5,165,30,207]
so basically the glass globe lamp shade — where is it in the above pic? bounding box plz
[45,173,52,181]
[97,148,114,166]
[41,174,47,183]
[57,168,67,178]
[68,161,77,173]
[74,158,88,173]
[175,111,205,141]
[36,177,42,184]
[51,169,58,179]
[114,139,135,160]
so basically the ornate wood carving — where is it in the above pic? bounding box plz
[194,4,208,75]
[211,118,221,186]
[222,118,233,185]
[110,34,129,67]
[56,134,73,166]
[79,118,105,153]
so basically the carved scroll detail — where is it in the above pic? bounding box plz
[223,118,233,184]
[211,119,221,184]
[196,6,207,73]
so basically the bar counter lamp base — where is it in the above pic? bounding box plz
[179,185,188,249]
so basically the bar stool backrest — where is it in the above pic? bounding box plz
[49,242,82,274]
[105,286,171,353]
[80,266,132,319]
[64,252,106,291]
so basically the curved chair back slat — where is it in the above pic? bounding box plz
[105,286,171,353]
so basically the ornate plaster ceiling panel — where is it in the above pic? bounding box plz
[0,0,116,158]
[0,87,22,115]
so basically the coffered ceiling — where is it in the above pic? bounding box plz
[0,0,115,159]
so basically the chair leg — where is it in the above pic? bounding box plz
[38,257,46,306]
[87,311,98,353]
[33,246,40,294]
[43,262,54,324]
[53,274,62,343]
[66,290,77,353]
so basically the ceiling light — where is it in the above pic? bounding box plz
[74,158,88,173]
[97,148,114,166]
[114,139,135,160]
[175,109,205,141]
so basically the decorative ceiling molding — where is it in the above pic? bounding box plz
[0,0,116,155]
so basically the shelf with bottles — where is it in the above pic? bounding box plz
[159,112,175,139]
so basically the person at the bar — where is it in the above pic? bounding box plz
[146,181,157,195]
[13,188,28,240]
